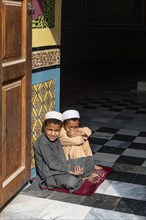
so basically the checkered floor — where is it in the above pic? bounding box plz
[1,71,146,219]
[75,95,146,219]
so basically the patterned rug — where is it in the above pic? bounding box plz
[48,166,113,196]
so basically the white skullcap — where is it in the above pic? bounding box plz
[63,110,80,121]
[45,111,63,122]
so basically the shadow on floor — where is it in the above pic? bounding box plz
[60,62,146,109]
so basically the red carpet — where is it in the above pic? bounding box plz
[49,166,113,196]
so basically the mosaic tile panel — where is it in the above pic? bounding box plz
[31,80,55,167]
[32,0,55,28]
[43,0,55,28]
[32,48,60,70]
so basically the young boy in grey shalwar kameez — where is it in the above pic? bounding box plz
[33,111,99,193]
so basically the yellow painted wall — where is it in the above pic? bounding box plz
[32,0,62,47]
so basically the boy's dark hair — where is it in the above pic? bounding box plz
[42,118,63,132]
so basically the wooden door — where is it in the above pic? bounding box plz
[0,0,32,208]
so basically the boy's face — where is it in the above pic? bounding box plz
[64,120,79,131]
[45,123,62,141]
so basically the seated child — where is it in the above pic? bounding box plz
[59,109,93,160]
[33,111,102,193]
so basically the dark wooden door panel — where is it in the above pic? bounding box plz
[2,1,22,59]
[2,81,22,178]
[0,0,32,208]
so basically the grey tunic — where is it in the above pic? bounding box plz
[33,132,94,192]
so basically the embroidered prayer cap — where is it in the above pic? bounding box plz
[63,109,80,121]
[45,111,63,122]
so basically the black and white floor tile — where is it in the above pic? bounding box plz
[1,76,146,219]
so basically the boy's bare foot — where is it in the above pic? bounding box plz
[86,173,100,181]
[82,177,88,182]
[94,164,103,170]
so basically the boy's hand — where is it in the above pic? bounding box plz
[67,130,84,137]
[69,166,83,175]
[67,130,78,137]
